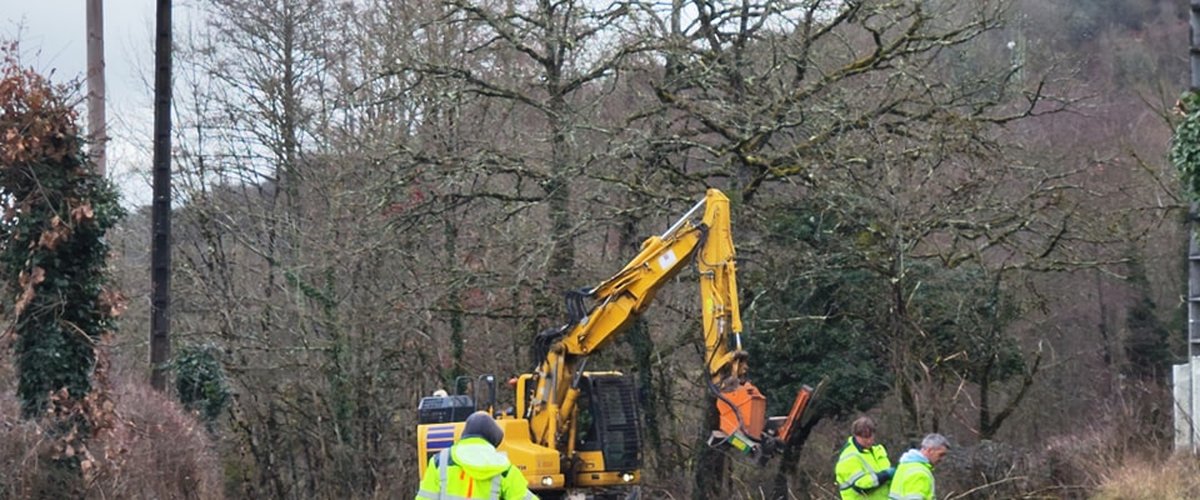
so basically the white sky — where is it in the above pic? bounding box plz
[3,0,161,207]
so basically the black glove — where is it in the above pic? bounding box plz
[876,467,895,484]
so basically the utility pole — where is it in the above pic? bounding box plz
[86,0,105,176]
[1189,6,1200,365]
[150,0,174,391]
[1176,0,1200,454]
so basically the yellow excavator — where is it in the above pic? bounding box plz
[415,189,813,498]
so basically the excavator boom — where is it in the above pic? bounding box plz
[528,189,811,458]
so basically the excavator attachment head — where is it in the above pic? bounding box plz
[709,383,815,464]
[716,382,766,440]
[774,385,813,444]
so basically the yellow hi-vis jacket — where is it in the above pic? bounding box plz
[888,449,935,500]
[415,437,537,500]
[835,436,892,500]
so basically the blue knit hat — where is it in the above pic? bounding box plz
[462,411,504,447]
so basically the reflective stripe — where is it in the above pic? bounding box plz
[888,494,924,500]
[838,470,866,490]
[857,454,878,479]
[490,474,502,500]
[836,447,879,490]
[438,449,451,500]
[521,493,536,500]
[417,491,438,500]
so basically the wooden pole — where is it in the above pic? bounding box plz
[86,0,106,176]
[150,0,174,391]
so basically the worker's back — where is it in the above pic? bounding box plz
[415,412,537,500]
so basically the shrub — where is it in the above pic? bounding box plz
[0,367,223,499]
[173,343,231,427]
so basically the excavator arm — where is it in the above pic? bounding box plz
[526,189,812,461]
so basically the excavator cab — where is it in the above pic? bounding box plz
[565,373,642,482]
[416,375,493,425]
[511,370,642,489]
[415,375,503,465]
[416,393,475,424]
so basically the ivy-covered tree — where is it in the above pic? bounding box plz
[747,193,1039,499]
[744,199,892,497]
[1171,91,1200,201]
[748,203,892,422]
[0,43,125,491]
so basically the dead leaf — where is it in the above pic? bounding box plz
[13,267,44,317]
[37,226,68,250]
[98,287,127,318]
[70,203,93,223]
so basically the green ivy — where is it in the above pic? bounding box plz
[745,200,892,421]
[3,165,125,418]
[173,344,231,426]
[0,76,126,419]
[1170,91,1200,201]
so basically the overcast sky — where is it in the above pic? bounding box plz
[3,1,162,207]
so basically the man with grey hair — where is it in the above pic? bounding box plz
[888,433,949,500]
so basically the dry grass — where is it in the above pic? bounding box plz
[1091,455,1200,500]
[0,387,52,497]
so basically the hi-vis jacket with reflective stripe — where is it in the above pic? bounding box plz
[888,450,934,500]
[415,437,537,500]
[835,437,891,500]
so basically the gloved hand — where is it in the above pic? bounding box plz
[876,467,896,484]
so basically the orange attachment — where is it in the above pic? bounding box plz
[776,385,813,443]
[717,383,766,440]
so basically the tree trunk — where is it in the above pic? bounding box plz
[693,393,727,499]
[771,420,817,500]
